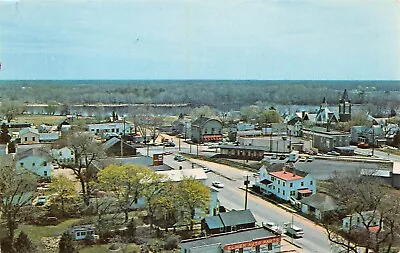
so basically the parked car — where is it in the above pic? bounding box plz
[298,156,307,162]
[306,156,315,162]
[174,155,186,162]
[163,151,172,155]
[203,167,212,173]
[33,196,48,206]
[271,154,277,159]
[212,181,224,188]
[327,151,340,156]
[164,142,175,147]
[286,225,304,238]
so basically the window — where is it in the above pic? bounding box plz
[290,182,293,187]
[76,232,80,237]
[283,182,286,187]
[211,127,215,133]
[32,163,35,166]
[271,177,275,181]
[278,188,280,193]
[283,190,285,195]
[44,171,48,177]
[32,137,36,141]
[116,128,120,133]
[20,162,24,167]
[268,243,272,250]
[256,245,260,252]
[59,151,62,156]
[310,180,313,185]
[82,231,86,236]
[301,182,304,187]
[43,162,47,166]
[24,137,28,142]
[278,180,280,185]
[70,150,74,155]
[91,129,95,131]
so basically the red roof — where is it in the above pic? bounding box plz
[368,226,381,233]
[298,188,312,194]
[269,171,303,181]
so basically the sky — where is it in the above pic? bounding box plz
[0,0,399,80]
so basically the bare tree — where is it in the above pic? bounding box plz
[57,130,105,206]
[0,156,37,244]
[0,101,26,122]
[322,172,400,253]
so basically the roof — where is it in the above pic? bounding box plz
[192,116,222,128]
[368,226,381,233]
[157,168,207,182]
[300,193,338,212]
[260,179,272,185]
[19,128,39,136]
[181,227,278,249]
[219,145,269,151]
[204,216,224,229]
[298,188,312,194]
[39,132,60,141]
[361,169,391,178]
[219,209,256,227]
[15,148,52,161]
[93,156,173,171]
[339,89,351,102]
[269,170,303,181]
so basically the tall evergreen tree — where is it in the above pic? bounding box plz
[0,123,11,144]
[14,231,37,253]
[59,232,78,253]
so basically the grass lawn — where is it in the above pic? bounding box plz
[17,218,82,243]
[80,244,141,253]
[16,115,66,126]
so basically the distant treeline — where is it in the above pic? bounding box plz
[0,80,399,111]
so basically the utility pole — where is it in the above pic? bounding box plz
[372,127,375,156]
[269,128,272,152]
[244,175,249,210]
[196,143,199,157]
[179,136,181,152]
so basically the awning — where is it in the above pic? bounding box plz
[203,135,222,141]
[298,189,312,194]
[260,179,272,185]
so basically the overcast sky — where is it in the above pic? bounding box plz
[0,0,399,80]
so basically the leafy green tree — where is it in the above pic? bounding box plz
[189,106,215,118]
[14,231,37,253]
[176,178,210,230]
[97,164,159,222]
[0,123,11,144]
[59,231,78,253]
[48,176,78,215]
[0,157,37,244]
[259,109,282,125]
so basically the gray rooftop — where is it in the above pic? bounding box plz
[219,209,256,227]
[15,148,52,161]
[300,193,338,212]
[219,145,269,151]
[181,227,277,249]
[204,216,224,229]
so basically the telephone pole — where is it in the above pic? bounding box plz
[244,175,249,210]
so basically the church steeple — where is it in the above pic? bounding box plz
[339,89,352,122]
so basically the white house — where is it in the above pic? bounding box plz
[51,147,75,165]
[87,122,131,136]
[342,211,382,233]
[15,148,53,178]
[256,165,316,202]
[19,128,40,144]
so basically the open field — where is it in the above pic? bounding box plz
[16,115,66,126]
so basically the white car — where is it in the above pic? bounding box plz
[212,181,224,188]
[203,167,212,173]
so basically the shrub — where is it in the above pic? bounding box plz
[163,233,180,250]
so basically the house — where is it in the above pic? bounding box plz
[51,147,75,166]
[236,123,255,131]
[255,165,316,202]
[315,97,339,126]
[300,193,338,220]
[70,224,96,240]
[102,137,137,157]
[350,126,386,147]
[338,89,352,122]
[302,127,350,153]
[54,117,72,132]
[15,148,53,178]
[180,226,281,253]
[19,128,40,144]
[190,116,223,143]
[201,209,257,235]
[218,145,268,161]
[87,122,131,136]
[342,211,382,233]
[287,121,303,137]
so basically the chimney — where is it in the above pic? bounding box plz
[283,166,286,174]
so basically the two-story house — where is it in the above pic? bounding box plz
[342,211,382,233]
[51,146,75,166]
[256,165,316,202]
[19,128,40,144]
[191,116,223,143]
[15,148,53,178]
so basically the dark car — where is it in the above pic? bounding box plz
[164,142,176,147]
